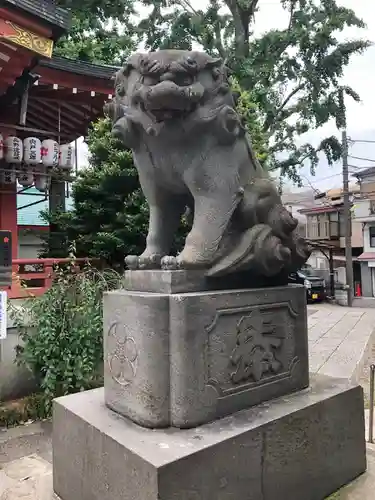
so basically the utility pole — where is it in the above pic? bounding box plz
[342,127,354,307]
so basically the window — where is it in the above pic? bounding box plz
[370,226,375,248]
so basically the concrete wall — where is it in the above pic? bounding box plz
[354,199,371,218]
[0,327,37,401]
[360,179,375,198]
[0,300,38,402]
[339,220,363,249]
[361,262,373,297]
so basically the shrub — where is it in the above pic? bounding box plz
[9,257,121,413]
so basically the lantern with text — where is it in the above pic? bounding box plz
[17,165,34,187]
[34,165,49,192]
[4,136,22,164]
[18,137,41,187]
[23,137,41,165]
[2,136,21,184]
[59,144,74,170]
[1,166,16,184]
[41,139,59,168]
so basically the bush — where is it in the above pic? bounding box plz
[9,257,121,413]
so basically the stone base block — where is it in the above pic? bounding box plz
[104,274,309,428]
[53,375,366,500]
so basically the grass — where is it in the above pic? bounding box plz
[326,492,342,499]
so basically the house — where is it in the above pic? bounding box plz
[352,167,375,297]
[298,186,363,288]
[282,189,314,238]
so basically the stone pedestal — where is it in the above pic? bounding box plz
[104,271,309,428]
[53,375,366,500]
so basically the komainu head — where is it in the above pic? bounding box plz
[108,50,231,125]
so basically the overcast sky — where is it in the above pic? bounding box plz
[77,0,375,192]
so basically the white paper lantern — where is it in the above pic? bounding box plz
[1,165,16,184]
[0,134,3,161]
[33,165,49,192]
[59,144,74,170]
[23,137,41,165]
[41,139,59,167]
[4,136,23,164]
[17,164,33,187]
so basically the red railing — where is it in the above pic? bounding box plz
[8,258,93,299]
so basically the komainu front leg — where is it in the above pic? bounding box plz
[162,195,239,270]
[126,200,184,270]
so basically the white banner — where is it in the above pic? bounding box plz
[0,291,7,339]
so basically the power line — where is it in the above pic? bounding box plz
[302,172,342,183]
[348,164,375,169]
[349,139,375,144]
[348,155,375,163]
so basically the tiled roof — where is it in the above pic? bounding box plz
[4,0,71,31]
[352,167,375,179]
[39,56,119,80]
[358,252,375,261]
[17,187,73,226]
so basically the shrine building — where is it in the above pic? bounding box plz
[0,0,116,296]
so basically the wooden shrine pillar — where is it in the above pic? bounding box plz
[0,183,18,260]
[0,127,18,259]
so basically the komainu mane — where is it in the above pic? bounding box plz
[105,50,310,280]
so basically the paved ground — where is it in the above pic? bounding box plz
[1,303,375,499]
[308,304,375,386]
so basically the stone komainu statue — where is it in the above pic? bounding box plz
[105,50,310,280]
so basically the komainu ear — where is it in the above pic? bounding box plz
[122,53,143,76]
[191,51,223,70]
[205,57,223,69]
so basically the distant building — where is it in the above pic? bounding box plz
[295,186,363,290]
[352,167,375,297]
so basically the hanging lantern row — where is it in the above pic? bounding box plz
[0,136,74,168]
[0,135,74,191]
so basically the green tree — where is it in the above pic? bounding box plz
[136,0,370,181]
[42,118,148,266]
[55,0,136,64]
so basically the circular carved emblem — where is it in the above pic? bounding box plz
[107,322,138,387]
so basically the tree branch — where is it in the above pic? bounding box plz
[213,20,226,59]
[263,83,304,132]
[223,0,260,58]
[175,0,199,16]
[288,0,298,31]
[248,0,261,19]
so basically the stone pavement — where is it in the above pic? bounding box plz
[308,304,375,384]
[1,303,375,499]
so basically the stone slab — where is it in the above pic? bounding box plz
[124,269,292,293]
[53,375,366,500]
[124,269,207,293]
[104,283,309,428]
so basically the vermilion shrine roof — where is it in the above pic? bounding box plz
[0,0,117,141]
[3,0,70,35]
